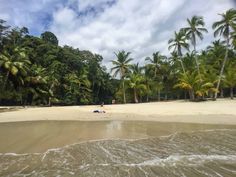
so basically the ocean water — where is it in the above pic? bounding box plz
[0,121,235,176]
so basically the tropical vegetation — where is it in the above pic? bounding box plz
[0,8,236,105]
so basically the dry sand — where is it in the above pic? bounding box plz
[0,99,236,125]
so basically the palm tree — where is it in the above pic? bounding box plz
[174,71,198,101]
[64,71,91,104]
[223,66,236,99]
[212,8,236,99]
[111,50,133,103]
[128,73,146,103]
[231,29,236,49]
[154,81,164,101]
[130,63,143,75]
[143,65,153,102]
[0,47,30,91]
[182,16,208,79]
[168,30,189,73]
[145,52,166,77]
[201,66,218,99]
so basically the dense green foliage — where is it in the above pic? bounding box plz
[0,8,236,105]
[0,20,116,105]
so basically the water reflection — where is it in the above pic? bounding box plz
[0,120,235,153]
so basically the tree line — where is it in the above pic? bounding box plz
[0,8,236,105]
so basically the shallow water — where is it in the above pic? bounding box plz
[0,121,236,176]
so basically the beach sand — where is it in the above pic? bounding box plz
[0,99,236,125]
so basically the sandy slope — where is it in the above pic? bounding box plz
[0,99,236,124]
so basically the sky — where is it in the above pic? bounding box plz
[0,0,235,68]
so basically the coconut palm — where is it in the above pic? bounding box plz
[182,16,208,78]
[212,8,236,99]
[130,63,143,75]
[143,65,154,102]
[128,73,146,103]
[168,30,189,73]
[174,71,200,100]
[111,50,133,103]
[0,47,30,90]
[223,66,236,99]
[145,52,166,78]
[154,81,164,101]
[64,71,91,104]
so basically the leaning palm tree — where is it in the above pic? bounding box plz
[168,30,189,73]
[182,16,208,79]
[145,52,166,78]
[111,50,133,103]
[212,8,236,99]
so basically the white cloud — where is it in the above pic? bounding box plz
[50,0,187,66]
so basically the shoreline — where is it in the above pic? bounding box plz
[0,100,236,125]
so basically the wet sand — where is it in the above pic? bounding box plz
[0,120,235,153]
[0,99,236,124]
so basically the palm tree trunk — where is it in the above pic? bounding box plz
[184,91,187,100]
[230,87,234,99]
[220,88,224,98]
[178,49,186,74]
[134,88,138,103]
[154,68,157,78]
[146,95,149,102]
[189,90,195,101]
[194,45,201,80]
[214,37,229,99]
[180,60,186,74]
[48,97,51,106]
[158,89,161,101]
[96,85,101,98]
[122,79,126,104]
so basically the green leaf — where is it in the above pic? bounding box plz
[11,66,19,75]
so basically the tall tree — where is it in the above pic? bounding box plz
[145,52,166,78]
[111,50,133,103]
[182,16,208,79]
[128,73,146,103]
[212,8,236,99]
[168,30,189,73]
[41,31,58,46]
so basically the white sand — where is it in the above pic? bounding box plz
[0,99,236,125]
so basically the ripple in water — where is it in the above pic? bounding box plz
[0,129,236,177]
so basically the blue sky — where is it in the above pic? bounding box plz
[0,0,235,67]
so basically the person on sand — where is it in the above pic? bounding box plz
[93,110,106,113]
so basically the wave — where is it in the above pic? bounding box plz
[1,129,236,176]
